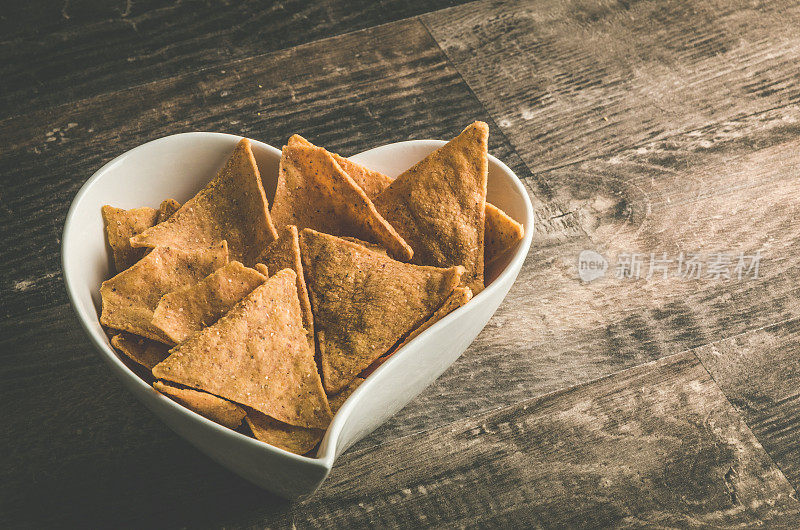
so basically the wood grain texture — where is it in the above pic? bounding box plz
[5,352,796,527]
[694,318,800,490]
[233,353,799,527]
[354,102,800,450]
[0,0,472,117]
[424,0,800,172]
[5,1,800,525]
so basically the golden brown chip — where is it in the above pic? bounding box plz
[328,377,365,411]
[270,143,412,261]
[102,199,183,273]
[110,332,171,370]
[151,261,268,344]
[100,243,229,343]
[361,287,473,378]
[245,377,365,455]
[152,269,332,429]
[290,135,522,274]
[340,236,387,255]
[102,205,159,272]
[396,286,473,352]
[157,198,182,223]
[254,264,269,276]
[256,225,314,341]
[245,411,324,455]
[153,381,246,429]
[288,135,392,200]
[300,229,463,393]
[484,203,524,268]
[373,122,489,293]
[130,139,278,265]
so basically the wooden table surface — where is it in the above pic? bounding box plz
[4,0,800,527]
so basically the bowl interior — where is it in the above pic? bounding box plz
[62,132,533,469]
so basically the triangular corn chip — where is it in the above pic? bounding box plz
[396,286,473,351]
[110,332,170,370]
[152,269,332,429]
[270,143,412,261]
[254,264,269,276]
[256,225,314,341]
[328,376,365,411]
[130,139,278,265]
[153,381,246,429]
[288,135,392,199]
[288,134,521,275]
[102,205,158,272]
[100,243,229,343]
[245,377,365,455]
[151,261,268,344]
[102,199,183,273]
[360,288,472,378]
[373,122,489,292]
[300,229,463,393]
[245,412,323,455]
[485,203,524,268]
[157,198,182,223]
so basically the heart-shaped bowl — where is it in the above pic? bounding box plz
[62,132,534,499]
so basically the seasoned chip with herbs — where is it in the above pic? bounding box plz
[100,242,229,343]
[131,139,278,265]
[300,229,463,393]
[153,269,332,429]
[373,122,489,292]
[152,261,267,344]
[271,143,412,261]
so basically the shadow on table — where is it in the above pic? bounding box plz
[2,326,299,528]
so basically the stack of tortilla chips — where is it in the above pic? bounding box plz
[99,123,524,455]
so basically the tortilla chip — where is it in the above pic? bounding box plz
[130,139,278,265]
[328,377,365,411]
[288,134,519,272]
[110,332,171,370]
[485,203,524,268]
[373,122,489,292]
[361,287,473,378]
[100,243,229,343]
[102,205,159,272]
[397,286,473,351]
[157,198,182,222]
[288,135,392,199]
[300,229,463,393]
[151,261,268,344]
[257,226,314,341]
[340,236,387,255]
[245,412,324,455]
[254,264,269,276]
[270,143,412,261]
[152,269,332,429]
[153,381,246,429]
[245,377,365,455]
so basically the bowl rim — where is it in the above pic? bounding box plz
[61,132,534,469]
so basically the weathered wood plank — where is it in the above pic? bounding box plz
[424,0,800,172]
[356,103,800,449]
[245,353,798,527]
[5,352,796,527]
[694,318,800,490]
[0,0,472,117]
[0,17,526,320]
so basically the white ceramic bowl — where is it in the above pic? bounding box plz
[62,132,534,499]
